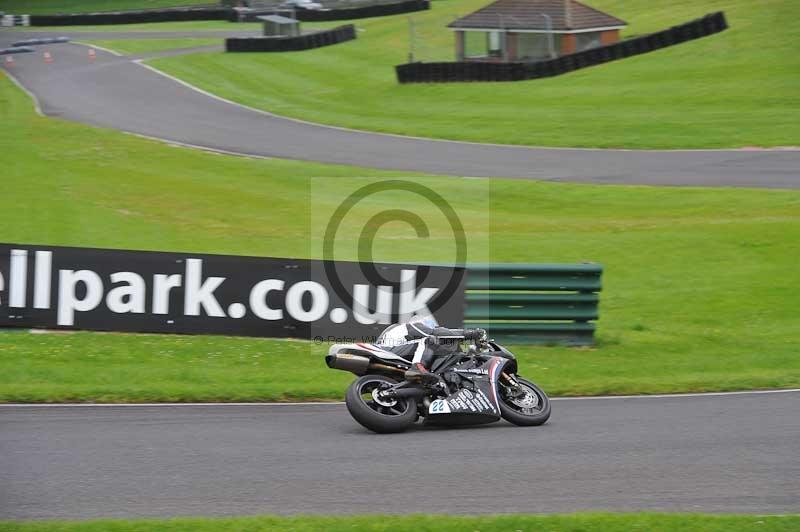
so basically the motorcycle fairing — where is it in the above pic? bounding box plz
[425,356,506,426]
[327,342,413,366]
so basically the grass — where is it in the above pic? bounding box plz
[83,37,220,54]
[1,514,799,532]
[0,0,206,15]
[141,0,800,148]
[2,70,800,402]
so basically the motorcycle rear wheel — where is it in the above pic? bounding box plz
[345,374,418,434]
[498,377,551,426]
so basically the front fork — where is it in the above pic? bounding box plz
[500,371,526,398]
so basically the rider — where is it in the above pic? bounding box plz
[378,316,487,384]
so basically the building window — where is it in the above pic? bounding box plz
[576,31,602,51]
[464,31,488,58]
[517,32,559,61]
[463,31,506,59]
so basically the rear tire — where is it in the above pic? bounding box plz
[345,375,417,434]
[498,377,551,426]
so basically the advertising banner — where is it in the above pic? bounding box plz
[0,243,465,341]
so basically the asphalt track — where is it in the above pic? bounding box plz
[1,390,799,520]
[1,32,799,188]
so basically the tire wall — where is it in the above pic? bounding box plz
[27,0,428,26]
[397,11,728,83]
[293,0,428,21]
[30,7,229,26]
[226,24,356,52]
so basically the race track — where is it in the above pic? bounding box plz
[1,33,799,188]
[2,391,799,520]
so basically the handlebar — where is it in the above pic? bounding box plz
[429,327,486,341]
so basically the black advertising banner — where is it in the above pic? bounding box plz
[0,243,465,340]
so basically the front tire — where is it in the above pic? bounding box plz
[498,377,551,426]
[345,374,418,434]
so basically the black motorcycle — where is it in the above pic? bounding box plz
[325,326,551,433]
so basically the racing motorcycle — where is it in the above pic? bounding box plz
[325,319,550,433]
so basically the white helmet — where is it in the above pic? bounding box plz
[376,315,438,346]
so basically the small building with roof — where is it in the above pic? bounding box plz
[258,14,301,37]
[448,0,626,62]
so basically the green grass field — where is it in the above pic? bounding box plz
[0,0,205,14]
[2,514,800,532]
[2,70,800,402]
[139,0,800,148]
[84,37,220,54]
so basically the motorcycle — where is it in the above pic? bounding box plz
[325,323,551,433]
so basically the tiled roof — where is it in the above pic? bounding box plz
[448,0,627,31]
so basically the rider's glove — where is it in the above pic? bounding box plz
[465,328,487,342]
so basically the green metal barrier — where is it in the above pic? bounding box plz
[465,264,602,346]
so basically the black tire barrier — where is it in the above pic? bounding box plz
[397,11,728,83]
[29,7,229,26]
[1,46,35,55]
[233,0,428,22]
[12,37,70,47]
[226,24,356,52]
[26,0,428,26]
[291,0,428,22]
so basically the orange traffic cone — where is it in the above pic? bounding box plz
[88,48,96,61]
[43,51,53,63]
[4,56,14,67]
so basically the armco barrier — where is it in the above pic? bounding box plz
[29,7,228,26]
[226,24,356,52]
[464,264,602,346]
[397,11,727,83]
[2,14,29,26]
[0,242,599,346]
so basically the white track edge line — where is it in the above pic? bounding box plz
[2,388,798,407]
[73,41,123,57]
[123,124,445,177]
[3,68,44,116]
[131,60,799,155]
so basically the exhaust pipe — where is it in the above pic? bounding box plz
[388,387,428,399]
[325,353,370,375]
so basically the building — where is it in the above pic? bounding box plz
[258,14,301,37]
[448,0,626,62]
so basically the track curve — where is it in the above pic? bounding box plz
[1,33,798,188]
[1,391,799,520]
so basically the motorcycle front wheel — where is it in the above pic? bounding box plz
[345,374,418,434]
[498,376,551,426]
